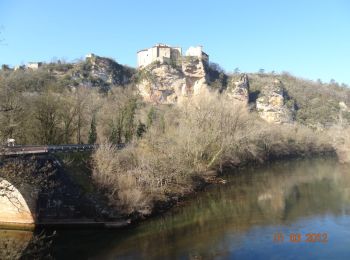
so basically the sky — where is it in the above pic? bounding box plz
[0,0,349,85]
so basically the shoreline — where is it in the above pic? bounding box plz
[0,150,337,231]
[119,149,338,228]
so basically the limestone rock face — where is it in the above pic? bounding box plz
[182,57,209,97]
[182,57,207,78]
[136,64,185,104]
[256,79,295,124]
[72,54,134,90]
[339,101,349,112]
[87,55,133,85]
[136,58,210,104]
[226,74,249,103]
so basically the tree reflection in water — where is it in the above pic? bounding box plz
[0,230,55,259]
[2,157,350,259]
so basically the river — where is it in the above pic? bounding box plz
[1,157,350,259]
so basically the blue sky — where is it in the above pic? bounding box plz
[1,0,349,84]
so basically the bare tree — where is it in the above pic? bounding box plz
[32,91,62,144]
[0,83,25,143]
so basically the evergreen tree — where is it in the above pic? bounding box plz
[123,97,137,142]
[88,115,97,144]
[136,120,146,138]
[146,107,156,128]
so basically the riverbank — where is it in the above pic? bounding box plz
[0,97,339,230]
[3,156,348,259]
[92,95,336,226]
[126,151,338,226]
[0,150,337,231]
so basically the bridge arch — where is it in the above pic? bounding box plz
[0,178,37,229]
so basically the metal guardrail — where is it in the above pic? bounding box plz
[0,144,98,156]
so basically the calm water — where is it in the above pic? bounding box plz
[2,157,350,259]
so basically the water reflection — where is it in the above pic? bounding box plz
[0,229,55,259]
[3,157,350,259]
[0,230,33,260]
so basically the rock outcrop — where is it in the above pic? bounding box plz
[339,101,349,112]
[72,54,135,90]
[136,57,210,104]
[226,74,249,103]
[136,63,185,103]
[87,54,133,85]
[256,79,295,124]
[136,62,298,124]
[181,57,210,97]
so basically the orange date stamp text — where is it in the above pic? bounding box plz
[273,232,328,243]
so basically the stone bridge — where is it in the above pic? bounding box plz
[0,150,128,230]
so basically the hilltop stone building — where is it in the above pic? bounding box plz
[85,53,95,59]
[14,65,25,71]
[26,62,42,70]
[137,43,209,68]
[137,44,182,68]
[185,46,209,64]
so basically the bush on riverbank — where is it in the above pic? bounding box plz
[92,94,333,216]
[328,126,350,163]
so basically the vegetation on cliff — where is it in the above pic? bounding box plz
[246,72,350,128]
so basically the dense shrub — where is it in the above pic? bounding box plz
[92,93,332,215]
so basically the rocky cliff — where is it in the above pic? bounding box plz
[226,74,249,103]
[135,62,296,124]
[135,63,185,103]
[135,57,210,104]
[70,54,135,91]
[181,57,210,97]
[256,79,295,124]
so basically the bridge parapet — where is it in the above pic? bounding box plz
[1,144,97,156]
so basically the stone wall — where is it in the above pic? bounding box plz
[185,46,209,64]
